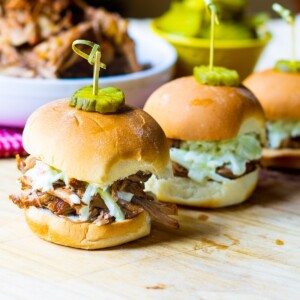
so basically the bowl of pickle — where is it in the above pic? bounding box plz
[152,0,271,80]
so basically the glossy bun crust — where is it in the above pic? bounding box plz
[245,70,300,169]
[144,76,265,141]
[23,99,171,186]
[244,69,300,121]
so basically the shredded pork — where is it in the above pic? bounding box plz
[0,0,142,78]
[278,136,300,149]
[10,155,178,229]
[169,139,258,180]
[216,161,257,179]
[172,162,189,178]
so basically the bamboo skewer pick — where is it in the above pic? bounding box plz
[272,3,296,66]
[93,51,101,96]
[72,40,106,96]
[70,39,124,114]
[204,0,219,71]
[193,1,240,86]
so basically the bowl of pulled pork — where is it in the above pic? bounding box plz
[0,0,177,127]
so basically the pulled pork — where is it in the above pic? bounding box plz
[172,160,257,180]
[278,136,300,149]
[0,0,142,78]
[169,138,258,180]
[216,161,257,179]
[9,155,178,229]
[172,162,189,178]
[112,173,178,228]
[168,139,182,149]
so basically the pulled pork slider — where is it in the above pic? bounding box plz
[9,99,178,249]
[244,69,300,169]
[144,75,266,208]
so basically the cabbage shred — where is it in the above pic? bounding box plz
[170,133,261,183]
[267,120,300,149]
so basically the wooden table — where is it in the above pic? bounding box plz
[0,159,299,299]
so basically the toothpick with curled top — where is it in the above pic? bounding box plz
[69,40,125,114]
[204,0,219,71]
[272,3,299,72]
[72,40,106,96]
[193,1,240,87]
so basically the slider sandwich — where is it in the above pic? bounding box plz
[9,65,178,249]
[144,67,266,207]
[244,66,300,169]
[9,98,178,249]
[244,3,300,169]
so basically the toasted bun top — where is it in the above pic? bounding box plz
[23,99,170,186]
[244,69,300,120]
[144,76,265,141]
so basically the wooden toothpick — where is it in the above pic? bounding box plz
[72,40,106,96]
[93,51,101,96]
[272,3,296,66]
[205,0,219,71]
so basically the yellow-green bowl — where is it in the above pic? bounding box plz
[152,20,271,80]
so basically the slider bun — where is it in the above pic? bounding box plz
[145,169,258,208]
[261,148,300,169]
[23,99,171,186]
[144,76,265,142]
[25,207,151,250]
[244,69,300,120]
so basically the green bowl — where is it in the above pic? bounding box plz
[152,20,271,80]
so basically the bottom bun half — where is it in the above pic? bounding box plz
[145,169,259,208]
[25,207,151,250]
[262,148,300,169]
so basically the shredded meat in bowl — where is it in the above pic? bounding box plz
[0,0,143,78]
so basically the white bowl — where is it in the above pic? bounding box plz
[0,21,177,127]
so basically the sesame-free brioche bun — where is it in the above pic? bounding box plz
[25,207,151,250]
[144,76,266,142]
[145,169,259,208]
[261,148,300,169]
[23,99,171,187]
[244,69,300,121]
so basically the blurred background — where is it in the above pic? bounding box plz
[87,0,298,18]
[0,0,299,129]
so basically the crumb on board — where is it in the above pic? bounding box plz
[198,214,209,221]
[194,243,201,250]
[201,238,229,250]
[223,233,240,246]
[193,238,230,252]
[276,239,285,246]
[145,284,166,290]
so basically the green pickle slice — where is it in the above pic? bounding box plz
[274,60,300,73]
[70,86,125,113]
[194,66,240,86]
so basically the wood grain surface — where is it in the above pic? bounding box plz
[0,159,299,300]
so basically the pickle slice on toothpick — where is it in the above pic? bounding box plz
[194,66,240,86]
[274,60,300,73]
[193,0,240,87]
[70,86,125,114]
[69,40,125,113]
[272,3,299,73]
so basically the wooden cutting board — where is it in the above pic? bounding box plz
[0,159,299,300]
